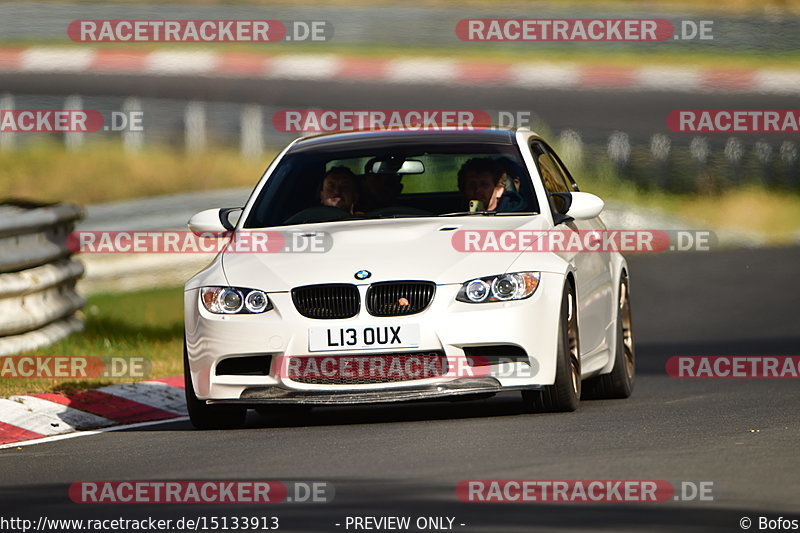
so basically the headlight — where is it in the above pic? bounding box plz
[465,279,490,302]
[245,290,269,313]
[456,272,540,303]
[219,288,244,313]
[200,287,272,314]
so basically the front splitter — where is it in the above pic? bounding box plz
[207,378,540,405]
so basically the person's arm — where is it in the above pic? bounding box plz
[495,190,526,212]
[486,175,509,211]
[489,174,526,212]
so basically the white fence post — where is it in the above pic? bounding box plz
[754,140,772,164]
[724,138,744,164]
[240,105,263,159]
[650,134,671,162]
[122,97,144,153]
[724,137,744,185]
[607,131,630,165]
[690,137,709,164]
[780,141,797,165]
[184,101,207,153]
[64,95,84,151]
[558,129,583,169]
[0,93,14,151]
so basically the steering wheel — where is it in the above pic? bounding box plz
[283,205,357,225]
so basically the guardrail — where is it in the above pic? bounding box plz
[1,92,799,192]
[0,200,85,356]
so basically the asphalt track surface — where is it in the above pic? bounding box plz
[1,246,799,532]
[2,72,799,143]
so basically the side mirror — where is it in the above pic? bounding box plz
[566,192,604,220]
[188,207,242,235]
[548,192,572,225]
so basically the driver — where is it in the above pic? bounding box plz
[320,166,359,214]
[457,158,524,212]
[356,164,404,213]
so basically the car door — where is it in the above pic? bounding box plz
[530,141,614,359]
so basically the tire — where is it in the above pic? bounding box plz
[522,281,581,412]
[254,405,312,417]
[582,273,635,400]
[184,341,247,430]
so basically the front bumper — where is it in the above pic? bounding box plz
[184,272,564,403]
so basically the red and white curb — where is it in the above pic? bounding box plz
[1,46,799,94]
[0,375,186,448]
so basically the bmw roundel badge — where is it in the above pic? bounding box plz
[354,270,371,280]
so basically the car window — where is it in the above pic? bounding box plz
[531,141,572,215]
[244,142,540,228]
[543,143,580,192]
[531,142,570,193]
[327,153,472,194]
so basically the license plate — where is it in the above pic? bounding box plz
[308,325,420,352]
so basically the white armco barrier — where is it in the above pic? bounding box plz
[0,201,85,356]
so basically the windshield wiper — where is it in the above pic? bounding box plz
[368,213,431,219]
[438,211,497,217]
[438,211,538,217]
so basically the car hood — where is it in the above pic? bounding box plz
[221,216,552,291]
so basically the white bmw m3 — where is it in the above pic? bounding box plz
[183,128,635,429]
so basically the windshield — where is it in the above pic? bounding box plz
[244,141,539,228]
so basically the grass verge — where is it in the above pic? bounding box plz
[563,154,800,242]
[0,286,184,398]
[0,140,272,205]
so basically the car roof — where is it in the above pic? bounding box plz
[289,127,519,153]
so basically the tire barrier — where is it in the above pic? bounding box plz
[0,200,85,356]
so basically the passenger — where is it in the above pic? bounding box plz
[494,156,523,193]
[357,165,404,213]
[319,166,359,214]
[457,157,524,212]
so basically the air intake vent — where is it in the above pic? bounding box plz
[215,355,272,376]
[287,352,447,384]
[292,283,360,319]
[366,281,435,317]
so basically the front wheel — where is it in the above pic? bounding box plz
[582,273,635,400]
[522,282,581,413]
[184,341,247,430]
